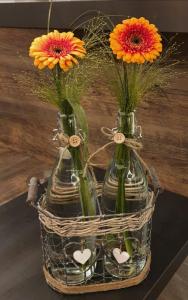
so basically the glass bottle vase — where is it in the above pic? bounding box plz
[102,111,151,279]
[43,109,97,285]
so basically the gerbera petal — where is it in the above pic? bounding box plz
[65,32,74,39]
[34,59,40,66]
[48,63,55,70]
[42,59,50,66]
[38,56,48,61]
[47,57,54,62]
[38,63,46,70]
[66,60,73,68]
[60,62,69,72]
[70,56,78,65]
[53,30,61,39]
[71,50,85,58]
[122,53,132,61]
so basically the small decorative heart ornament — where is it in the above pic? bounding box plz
[113,248,130,264]
[73,249,91,265]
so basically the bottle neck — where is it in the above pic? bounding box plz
[58,112,78,136]
[117,111,136,138]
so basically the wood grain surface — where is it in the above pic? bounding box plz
[0,141,49,205]
[158,256,188,300]
[0,28,188,204]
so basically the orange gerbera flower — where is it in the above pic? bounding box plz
[110,17,162,64]
[29,30,86,71]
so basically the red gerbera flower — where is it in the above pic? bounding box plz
[110,17,162,63]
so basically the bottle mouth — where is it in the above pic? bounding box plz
[58,112,75,118]
[117,110,136,137]
[118,110,136,117]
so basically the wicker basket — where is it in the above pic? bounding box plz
[27,175,159,294]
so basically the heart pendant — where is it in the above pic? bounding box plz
[113,248,130,264]
[73,249,91,265]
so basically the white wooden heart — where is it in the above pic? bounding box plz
[73,249,91,265]
[113,248,130,264]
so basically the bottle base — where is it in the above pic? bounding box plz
[50,265,95,285]
[104,256,147,279]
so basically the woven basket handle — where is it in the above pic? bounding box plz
[26,177,40,207]
[149,167,163,198]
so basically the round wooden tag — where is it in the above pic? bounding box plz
[69,135,81,147]
[113,132,125,144]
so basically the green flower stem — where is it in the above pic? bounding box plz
[115,113,133,256]
[53,68,95,217]
[71,142,95,216]
[63,103,95,217]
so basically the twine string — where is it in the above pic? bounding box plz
[83,127,143,177]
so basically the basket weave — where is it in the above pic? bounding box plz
[38,191,154,237]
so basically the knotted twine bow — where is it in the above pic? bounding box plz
[53,133,71,171]
[52,131,83,181]
[101,127,143,150]
[53,130,83,155]
[83,127,152,181]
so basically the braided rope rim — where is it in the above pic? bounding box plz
[43,253,151,294]
[38,191,155,237]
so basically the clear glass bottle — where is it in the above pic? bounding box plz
[102,111,151,279]
[42,110,97,285]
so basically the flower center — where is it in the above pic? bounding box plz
[131,36,141,45]
[42,38,73,58]
[119,24,155,54]
[54,48,62,54]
